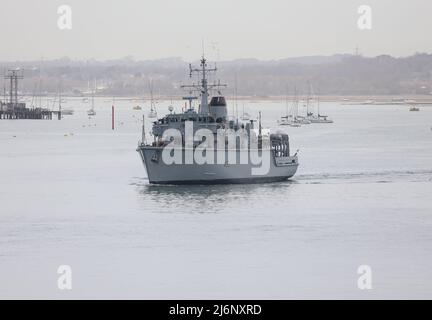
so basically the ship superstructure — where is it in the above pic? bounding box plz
[137,56,299,184]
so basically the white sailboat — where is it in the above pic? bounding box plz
[278,89,293,126]
[295,116,311,124]
[278,87,302,127]
[278,115,294,126]
[57,83,74,116]
[240,104,251,121]
[295,90,312,124]
[148,104,157,118]
[306,83,333,124]
[147,80,157,119]
[87,81,96,117]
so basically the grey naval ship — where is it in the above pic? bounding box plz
[137,56,299,184]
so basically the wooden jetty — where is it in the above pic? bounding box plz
[0,104,60,120]
[1,69,61,120]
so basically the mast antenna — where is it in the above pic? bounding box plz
[181,53,226,114]
[235,72,238,122]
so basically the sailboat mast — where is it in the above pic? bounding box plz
[59,82,62,111]
[149,79,155,112]
[306,81,311,116]
[58,82,62,120]
[92,79,95,111]
[235,72,238,122]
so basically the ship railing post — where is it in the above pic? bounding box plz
[142,114,146,145]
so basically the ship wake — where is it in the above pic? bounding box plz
[296,169,432,184]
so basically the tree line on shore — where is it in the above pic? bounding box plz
[1,53,432,97]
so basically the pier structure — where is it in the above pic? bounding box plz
[0,69,60,120]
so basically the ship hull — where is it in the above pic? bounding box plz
[137,146,299,185]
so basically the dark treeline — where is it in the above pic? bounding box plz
[1,53,432,97]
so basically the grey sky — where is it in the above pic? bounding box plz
[1,0,431,61]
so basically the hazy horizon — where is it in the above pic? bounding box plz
[1,52,432,64]
[1,0,431,62]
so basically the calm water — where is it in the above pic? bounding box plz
[0,99,431,299]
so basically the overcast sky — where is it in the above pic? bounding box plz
[1,0,431,61]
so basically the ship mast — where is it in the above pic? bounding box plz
[181,56,226,115]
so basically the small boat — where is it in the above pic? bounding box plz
[409,106,420,112]
[278,116,292,126]
[133,105,142,110]
[240,112,251,121]
[295,116,311,125]
[309,115,334,123]
[278,116,303,127]
[61,109,74,115]
[148,108,157,118]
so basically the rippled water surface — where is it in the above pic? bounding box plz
[1,99,431,299]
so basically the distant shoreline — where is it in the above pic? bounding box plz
[5,94,432,106]
[98,94,432,105]
[225,95,432,103]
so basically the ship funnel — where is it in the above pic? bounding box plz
[209,96,228,121]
